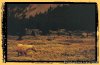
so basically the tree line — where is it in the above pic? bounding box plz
[7,4,96,40]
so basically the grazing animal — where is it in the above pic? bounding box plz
[15,44,36,56]
[81,32,88,38]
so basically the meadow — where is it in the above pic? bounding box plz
[7,35,96,62]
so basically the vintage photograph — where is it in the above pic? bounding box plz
[4,2,97,62]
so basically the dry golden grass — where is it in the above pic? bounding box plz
[7,35,96,61]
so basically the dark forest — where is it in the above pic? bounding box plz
[7,4,96,36]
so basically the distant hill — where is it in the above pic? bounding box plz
[7,4,96,35]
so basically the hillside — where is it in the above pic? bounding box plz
[7,4,96,35]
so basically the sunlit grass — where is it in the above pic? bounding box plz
[7,35,96,61]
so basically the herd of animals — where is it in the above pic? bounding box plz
[12,31,95,57]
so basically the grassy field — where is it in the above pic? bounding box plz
[7,35,96,62]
